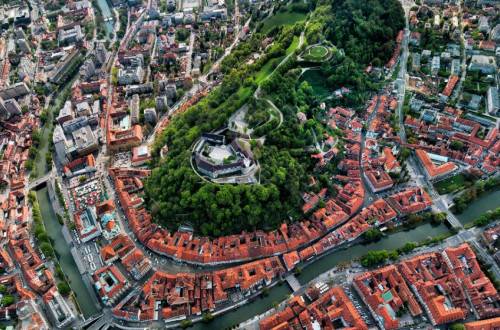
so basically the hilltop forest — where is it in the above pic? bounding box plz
[144,0,405,237]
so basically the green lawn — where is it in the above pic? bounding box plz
[286,36,300,56]
[433,174,466,195]
[255,36,299,85]
[310,46,328,57]
[254,56,285,85]
[237,86,253,99]
[261,9,307,34]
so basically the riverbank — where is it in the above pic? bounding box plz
[32,73,101,318]
[456,189,500,227]
[185,221,449,329]
[36,186,101,318]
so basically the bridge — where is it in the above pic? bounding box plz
[285,275,301,292]
[87,314,110,330]
[76,312,104,329]
[28,172,52,190]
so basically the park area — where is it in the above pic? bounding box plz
[299,69,330,97]
[433,174,466,195]
[299,44,333,62]
[309,46,328,58]
[261,6,307,33]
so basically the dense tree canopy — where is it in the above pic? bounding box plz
[310,0,405,65]
[145,0,405,236]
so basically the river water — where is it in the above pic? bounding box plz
[96,0,115,37]
[34,77,100,318]
[455,189,500,225]
[36,187,100,318]
[191,222,449,329]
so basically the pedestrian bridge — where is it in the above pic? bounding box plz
[285,275,301,292]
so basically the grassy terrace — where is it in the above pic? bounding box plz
[261,8,307,34]
[254,36,299,85]
[433,174,465,195]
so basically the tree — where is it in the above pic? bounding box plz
[57,282,71,296]
[388,250,399,260]
[432,212,446,224]
[1,295,14,307]
[262,286,270,296]
[449,324,466,330]
[364,229,383,242]
[294,266,302,276]
[272,301,279,308]
[175,28,190,42]
[39,242,54,258]
[201,312,214,323]
[399,148,411,159]
[450,140,464,150]
[0,285,6,294]
[402,242,416,253]
[179,320,193,329]
[361,250,389,267]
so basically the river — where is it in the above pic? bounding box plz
[195,190,500,329]
[36,187,100,318]
[34,77,100,318]
[455,189,500,225]
[96,0,115,38]
[191,222,449,330]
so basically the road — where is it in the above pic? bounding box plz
[184,32,196,77]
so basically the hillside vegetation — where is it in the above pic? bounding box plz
[145,0,405,237]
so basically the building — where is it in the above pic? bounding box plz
[445,244,500,319]
[354,265,422,329]
[399,252,467,325]
[195,138,255,179]
[131,146,151,166]
[486,86,499,115]
[144,108,157,123]
[364,170,394,193]
[117,55,145,85]
[0,83,29,100]
[74,207,101,243]
[415,149,455,179]
[492,25,500,41]
[92,265,131,306]
[17,39,31,54]
[155,95,168,111]
[79,59,95,81]
[479,16,490,33]
[15,27,27,39]
[465,317,500,330]
[4,99,22,117]
[18,57,35,81]
[469,55,497,74]
[386,186,434,216]
[71,125,99,156]
[43,287,75,328]
[431,56,440,76]
[412,53,421,72]
[94,42,107,66]
[58,25,83,44]
[130,94,140,125]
